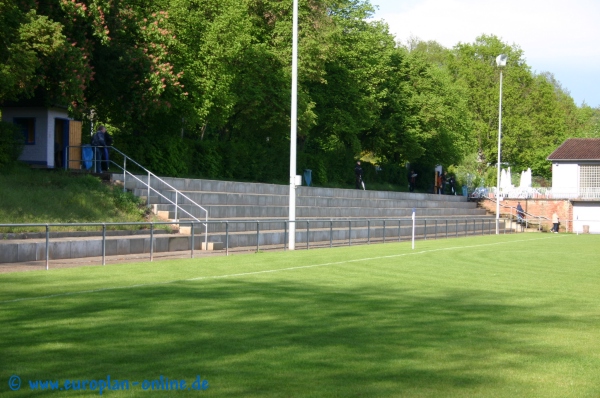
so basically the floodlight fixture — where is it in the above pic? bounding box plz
[496,54,507,67]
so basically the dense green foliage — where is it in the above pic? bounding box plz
[0,121,23,169]
[1,0,598,187]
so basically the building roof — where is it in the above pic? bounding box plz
[547,138,600,161]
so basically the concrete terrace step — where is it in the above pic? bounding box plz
[119,173,467,203]
[140,189,477,210]
[154,204,488,220]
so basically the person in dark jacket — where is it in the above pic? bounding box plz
[516,202,525,224]
[448,175,456,195]
[441,171,448,194]
[354,161,364,190]
[409,170,417,192]
[91,125,113,172]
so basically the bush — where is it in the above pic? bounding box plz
[0,121,24,170]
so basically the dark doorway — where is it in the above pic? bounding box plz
[54,118,69,168]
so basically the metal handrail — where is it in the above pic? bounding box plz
[479,196,554,231]
[65,145,208,247]
[1,216,511,270]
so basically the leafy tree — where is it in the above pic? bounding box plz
[0,2,83,104]
[0,121,23,169]
[447,35,585,178]
[0,0,186,124]
[575,104,600,138]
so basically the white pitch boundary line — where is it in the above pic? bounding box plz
[0,235,566,304]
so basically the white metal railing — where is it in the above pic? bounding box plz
[476,186,600,200]
[65,145,208,246]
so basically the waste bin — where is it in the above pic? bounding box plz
[303,169,312,186]
[462,186,468,196]
[82,145,93,170]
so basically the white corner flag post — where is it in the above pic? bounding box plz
[288,0,299,250]
[411,208,416,250]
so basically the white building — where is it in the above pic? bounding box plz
[547,138,600,233]
[1,105,82,168]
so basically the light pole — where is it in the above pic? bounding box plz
[495,54,507,234]
[288,0,299,249]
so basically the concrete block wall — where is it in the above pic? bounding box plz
[0,235,209,264]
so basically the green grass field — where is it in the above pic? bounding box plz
[0,165,150,232]
[1,234,599,397]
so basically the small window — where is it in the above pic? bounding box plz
[579,164,600,199]
[14,117,36,145]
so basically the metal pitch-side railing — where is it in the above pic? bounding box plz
[1,216,512,270]
[64,145,208,247]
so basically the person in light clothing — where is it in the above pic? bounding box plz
[551,212,559,233]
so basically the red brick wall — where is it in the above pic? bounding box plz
[478,199,573,232]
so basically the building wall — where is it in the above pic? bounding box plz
[572,202,600,233]
[1,106,70,167]
[479,198,573,232]
[551,162,578,195]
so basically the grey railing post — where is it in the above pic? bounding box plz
[102,223,106,266]
[45,224,50,270]
[330,220,333,248]
[204,215,208,249]
[284,221,287,251]
[465,219,467,237]
[456,219,458,238]
[348,220,352,246]
[383,220,386,243]
[174,191,178,222]
[306,221,310,250]
[226,221,229,256]
[147,172,151,206]
[367,220,371,244]
[446,220,448,239]
[123,157,127,193]
[256,221,260,252]
[191,222,194,258]
[424,220,427,240]
[434,219,437,240]
[398,220,401,242]
[150,223,154,262]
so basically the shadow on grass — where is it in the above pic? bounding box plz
[0,279,591,397]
